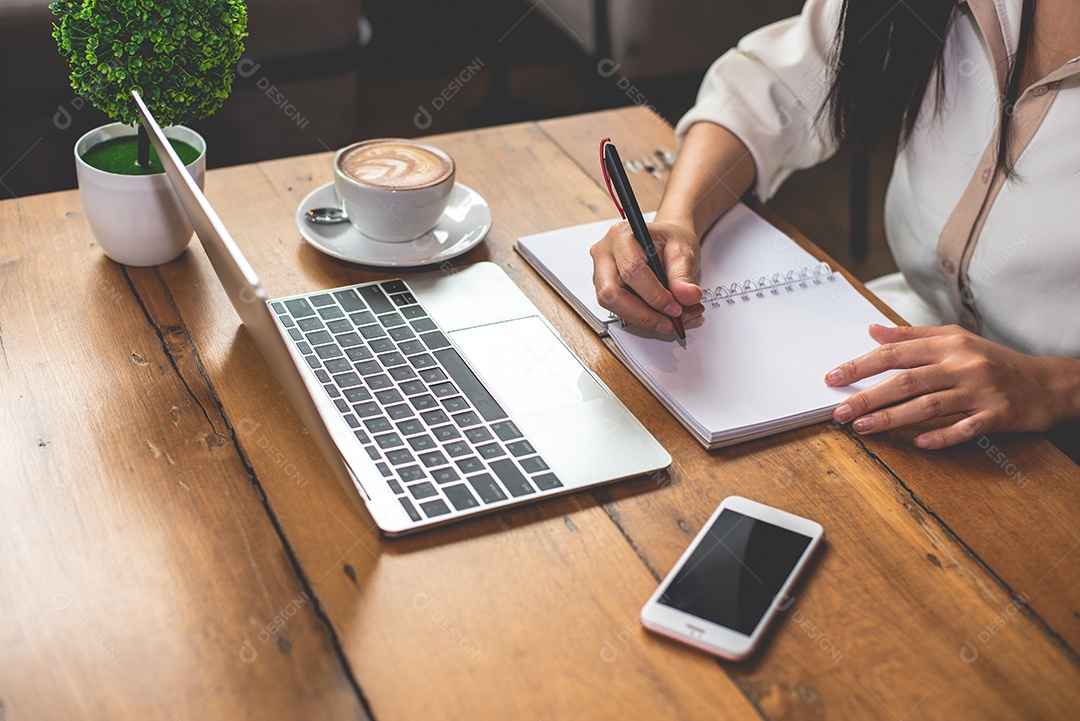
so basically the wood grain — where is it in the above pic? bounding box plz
[3,107,1078,721]
[0,195,367,719]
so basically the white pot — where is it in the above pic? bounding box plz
[74,123,206,266]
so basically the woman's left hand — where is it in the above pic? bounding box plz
[825,324,1077,449]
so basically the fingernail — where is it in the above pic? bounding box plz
[915,435,932,448]
[825,369,843,385]
[834,404,853,422]
[853,416,874,433]
[664,303,682,317]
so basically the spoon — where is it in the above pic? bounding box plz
[305,206,349,224]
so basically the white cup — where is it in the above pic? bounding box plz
[333,139,456,242]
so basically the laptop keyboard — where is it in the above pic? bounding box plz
[271,279,563,522]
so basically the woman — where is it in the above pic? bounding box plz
[590,0,1080,450]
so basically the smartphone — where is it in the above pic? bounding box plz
[641,496,823,661]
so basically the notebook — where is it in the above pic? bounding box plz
[134,91,671,536]
[516,203,897,449]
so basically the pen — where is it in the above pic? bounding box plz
[599,138,686,339]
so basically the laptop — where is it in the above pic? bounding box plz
[133,91,671,535]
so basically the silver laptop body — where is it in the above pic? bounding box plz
[134,91,671,535]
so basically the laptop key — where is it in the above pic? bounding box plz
[355,360,380,375]
[365,446,379,461]
[410,394,438,411]
[400,380,426,396]
[444,441,470,457]
[324,384,342,398]
[359,325,387,340]
[345,346,373,362]
[365,374,393,390]
[419,368,448,383]
[519,456,549,474]
[333,399,349,413]
[491,459,535,497]
[491,421,523,441]
[432,424,461,442]
[387,478,403,495]
[296,342,313,356]
[271,301,287,315]
[284,298,315,318]
[532,473,563,491]
[317,306,344,320]
[288,328,303,341]
[390,366,418,381]
[336,332,363,347]
[421,409,449,425]
[452,411,481,428]
[344,415,360,429]
[315,344,344,360]
[305,356,321,370]
[364,417,392,433]
[315,370,331,384]
[344,387,372,403]
[377,352,406,367]
[455,456,484,474]
[420,331,451,350]
[411,317,437,333]
[464,427,492,443]
[443,484,479,511]
[507,440,535,457]
[396,419,424,436]
[441,396,468,412]
[376,389,404,404]
[408,482,439,500]
[467,473,507,503]
[430,382,457,398]
[386,404,414,420]
[374,432,404,450]
[407,434,437,451]
[386,449,414,466]
[398,339,424,355]
[390,326,416,342]
[477,442,505,460]
[409,353,436,369]
[357,285,394,313]
[375,462,392,478]
[326,318,353,334]
[353,429,370,444]
[398,497,422,522]
[381,280,408,294]
[349,311,375,326]
[420,498,452,518]
[297,316,323,331]
[402,305,427,319]
[434,348,508,422]
[390,291,416,306]
[310,293,335,307]
[353,401,380,417]
[334,288,366,312]
[379,312,406,328]
[324,358,352,374]
[398,465,425,482]
[333,372,362,388]
[419,451,448,468]
[370,338,396,353]
[432,467,459,484]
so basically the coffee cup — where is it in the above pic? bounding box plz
[333,138,456,242]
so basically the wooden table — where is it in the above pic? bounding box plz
[3,107,1079,720]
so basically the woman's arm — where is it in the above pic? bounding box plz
[826,324,1080,448]
[589,122,757,333]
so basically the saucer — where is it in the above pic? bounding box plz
[295,182,491,268]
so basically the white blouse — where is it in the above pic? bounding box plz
[675,0,1080,358]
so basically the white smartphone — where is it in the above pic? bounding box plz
[641,496,823,661]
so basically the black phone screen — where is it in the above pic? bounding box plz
[658,509,812,635]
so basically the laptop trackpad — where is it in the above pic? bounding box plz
[449,316,608,416]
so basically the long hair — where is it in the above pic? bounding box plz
[824,0,1036,176]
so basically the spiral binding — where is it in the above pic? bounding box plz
[701,262,835,306]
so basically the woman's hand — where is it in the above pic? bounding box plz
[826,324,1080,449]
[589,221,705,334]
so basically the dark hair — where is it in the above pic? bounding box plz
[824,0,1036,176]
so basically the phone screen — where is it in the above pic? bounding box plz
[658,509,813,635]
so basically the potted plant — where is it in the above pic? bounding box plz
[52,0,247,266]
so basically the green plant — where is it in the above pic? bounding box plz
[52,0,247,167]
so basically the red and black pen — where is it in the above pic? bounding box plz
[600,138,686,339]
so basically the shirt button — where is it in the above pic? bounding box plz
[941,259,956,274]
[1032,85,1048,96]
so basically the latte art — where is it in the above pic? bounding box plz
[340,141,453,190]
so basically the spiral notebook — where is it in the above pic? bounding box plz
[516,203,896,449]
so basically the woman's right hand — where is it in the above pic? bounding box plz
[589,220,705,334]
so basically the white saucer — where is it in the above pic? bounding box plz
[295,182,491,268]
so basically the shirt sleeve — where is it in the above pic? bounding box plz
[675,0,842,200]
